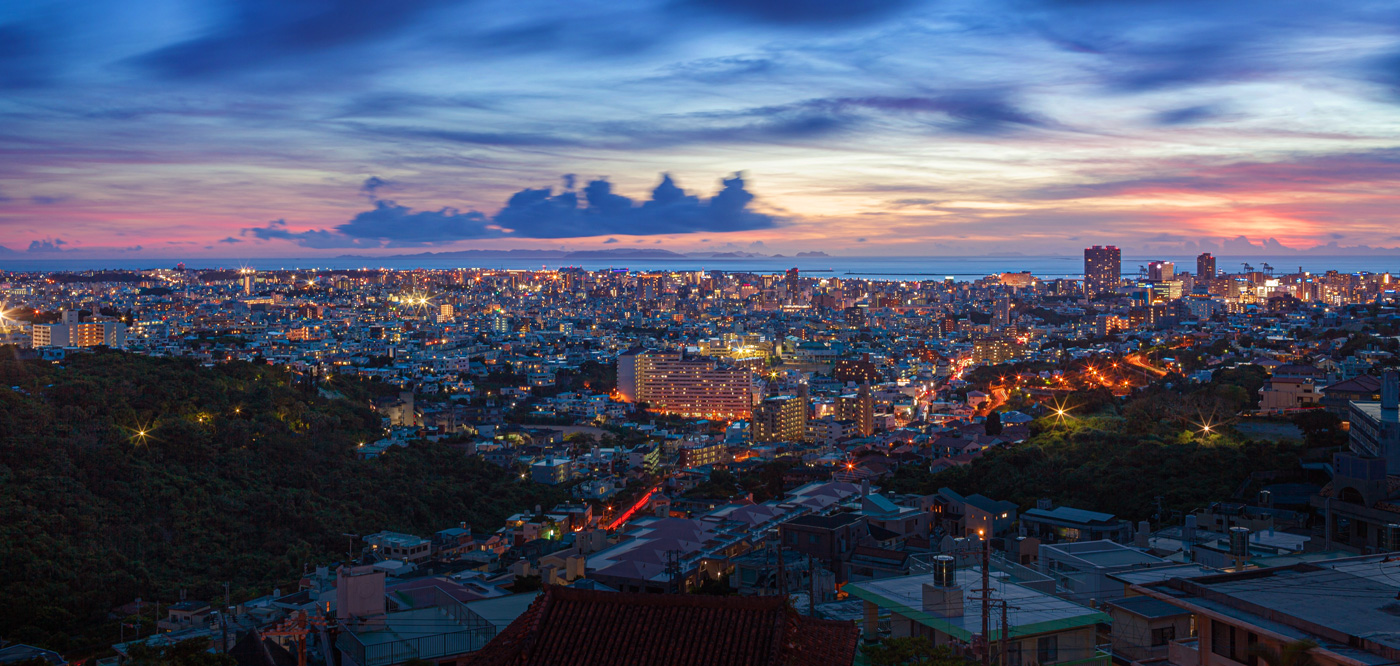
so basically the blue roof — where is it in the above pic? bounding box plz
[1024,506,1117,525]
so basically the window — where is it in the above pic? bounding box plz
[1037,636,1058,664]
[810,534,819,545]
[1152,626,1176,646]
[1211,620,1234,658]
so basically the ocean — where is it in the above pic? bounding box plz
[1,254,1397,281]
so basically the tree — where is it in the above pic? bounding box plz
[863,637,974,666]
[984,411,1003,436]
[1250,640,1319,666]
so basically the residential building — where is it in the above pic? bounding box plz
[836,384,874,437]
[467,585,859,666]
[846,567,1110,666]
[1038,540,1171,606]
[1022,504,1132,544]
[531,457,573,485]
[617,349,754,420]
[364,531,433,562]
[753,394,808,442]
[1133,554,1400,666]
[1347,371,1399,473]
[1102,596,1193,665]
[1084,246,1121,296]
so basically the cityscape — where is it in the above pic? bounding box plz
[4,0,1400,665]
[0,251,1397,666]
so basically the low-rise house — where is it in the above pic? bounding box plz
[846,567,1110,666]
[1022,504,1133,544]
[1132,554,1400,666]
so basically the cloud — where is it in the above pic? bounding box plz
[27,239,67,253]
[1027,149,1400,200]
[218,236,242,244]
[135,0,452,79]
[242,219,383,249]
[246,172,781,248]
[335,201,495,243]
[1154,104,1222,125]
[30,195,69,205]
[491,173,778,238]
[683,0,915,25]
[360,176,394,198]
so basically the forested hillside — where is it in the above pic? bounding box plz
[0,350,565,652]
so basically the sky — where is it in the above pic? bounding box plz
[3,0,1400,259]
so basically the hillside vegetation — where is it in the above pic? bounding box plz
[0,350,564,652]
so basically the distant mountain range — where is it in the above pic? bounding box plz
[334,248,830,260]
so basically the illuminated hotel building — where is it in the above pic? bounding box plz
[1083,246,1121,296]
[616,349,753,420]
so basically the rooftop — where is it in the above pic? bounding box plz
[845,569,1109,641]
[1138,555,1400,665]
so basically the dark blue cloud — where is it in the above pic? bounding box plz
[828,94,1050,134]
[27,239,67,253]
[135,0,450,79]
[1153,105,1222,125]
[360,176,393,198]
[683,0,916,25]
[284,172,779,245]
[242,219,383,249]
[492,173,777,238]
[335,201,495,243]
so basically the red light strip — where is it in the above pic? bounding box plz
[604,486,658,531]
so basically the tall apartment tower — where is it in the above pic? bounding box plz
[1197,253,1216,280]
[993,295,1012,327]
[1147,261,1175,282]
[752,394,808,442]
[837,383,875,437]
[1083,246,1121,297]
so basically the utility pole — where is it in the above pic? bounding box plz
[971,536,992,666]
[989,598,1018,666]
[982,538,991,666]
[808,554,816,617]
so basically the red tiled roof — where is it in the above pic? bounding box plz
[466,585,859,666]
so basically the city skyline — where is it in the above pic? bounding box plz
[5,0,1400,258]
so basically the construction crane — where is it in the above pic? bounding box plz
[259,609,330,666]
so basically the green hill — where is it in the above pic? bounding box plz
[0,349,564,653]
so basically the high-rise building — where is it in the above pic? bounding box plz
[615,349,753,420]
[752,394,808,442]
[1084,246,1121,296]
[241,269,255,295]
[1197,253,1216,280]
[1148,261,1176,282]
[837,383,874,437]
[785,267,800,302]
[993,295,1012,327]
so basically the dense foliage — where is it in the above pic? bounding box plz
[0,350,566,653]
[884,382,1309,519]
